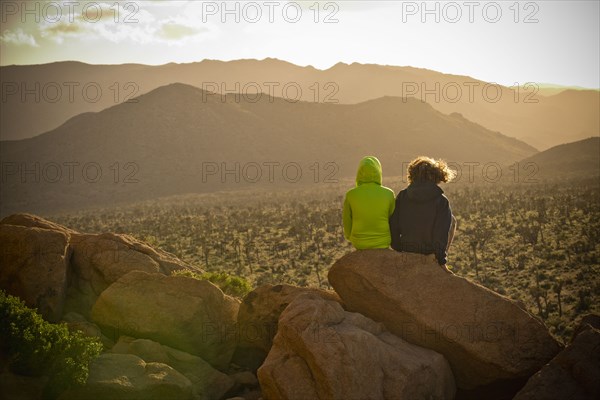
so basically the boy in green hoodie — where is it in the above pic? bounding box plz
[343,156,396,249]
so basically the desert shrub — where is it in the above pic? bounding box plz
[172,269,252,298]
[576,288,592,312]
[0,291,102,399]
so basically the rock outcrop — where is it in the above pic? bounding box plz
[0,223,71,322]
[257,292,456,400]
[110,336,235,400]
[58,353,193,400]
[233,284,341,370]
[91,271,240,369]
[513,326,600,400]
[1,214,581,400]
[328,249,562,390]
[0,213,201,319]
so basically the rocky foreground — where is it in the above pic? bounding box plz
[1,214,598,400]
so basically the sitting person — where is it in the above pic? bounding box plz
[389,156,457,270]
[343,156,395,249]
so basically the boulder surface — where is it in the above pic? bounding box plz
[91,271,240,369]
[58,353,193,400]
[257,292,456,400]
[111,336,235,400]
[513,327,600,400]
[66,231,200,317]
[328,249,562,389]
[0,213,77,235]
[233,284,341,370]
[0,223,70,321]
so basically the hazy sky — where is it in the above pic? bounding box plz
[1,0,598,87]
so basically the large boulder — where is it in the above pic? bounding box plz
[257,292,456,400]
[0,223,71,321]
[91,271,240,369]
[66,231,201,317]
[58,353,193,400]
[233,284,341,370]
[111,336,235,400]
[328,250,562,390]
[513,327,600,400]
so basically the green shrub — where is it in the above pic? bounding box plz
[0,291,102,399]
[173,269,252,298]
[576,288,592,312]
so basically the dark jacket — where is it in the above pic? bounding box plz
[389,182,453,265]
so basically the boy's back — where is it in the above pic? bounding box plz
[343,157,395,249]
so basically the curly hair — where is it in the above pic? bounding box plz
[407,156,456,184]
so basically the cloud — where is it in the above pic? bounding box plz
[0,1,213,51]
[0,29,38,47]
[34,3,211,46]
[157,21,206,41]
[39,21,87,43]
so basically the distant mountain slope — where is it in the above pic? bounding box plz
[1,59,598,149]
[0,83,535,215]
[532,84,594,96]
[519,137,600,178]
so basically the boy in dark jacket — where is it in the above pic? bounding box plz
[389,156,457,270]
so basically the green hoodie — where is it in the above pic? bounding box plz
[343,156,395,249]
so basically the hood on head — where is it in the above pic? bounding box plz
[356,156,382,186]
[406,182,443,202]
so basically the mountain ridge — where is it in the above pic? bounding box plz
[2,59,598,149]
[1,82,536,216]
[519,137,600,179]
